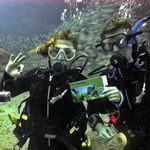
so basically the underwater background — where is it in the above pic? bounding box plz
[0,0,149,149]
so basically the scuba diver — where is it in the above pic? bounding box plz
[0,29,122,150]
[94,16,150,150]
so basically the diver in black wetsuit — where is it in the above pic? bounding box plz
[109,42,150,150]
[94,16,150,149]
[1,29,122,150]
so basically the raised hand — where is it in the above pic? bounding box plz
[5,53,26,77]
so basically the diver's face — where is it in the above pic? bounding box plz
[48,40,77,74]
[101,32,134,62]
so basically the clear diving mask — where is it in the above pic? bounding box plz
[48,44,76,61]
[47,41,77,74]
[96,33,128,52]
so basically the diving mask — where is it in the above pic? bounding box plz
[48,44,76,61]
[96,33,127,51]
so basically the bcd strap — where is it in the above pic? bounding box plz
[13,135,28,150]
[13,118,35,149]
[18,98,30,114]
[45,128,79,150]
[18,68,47,113]
[12,108,34,149]
[30,68,51,100]
[13,68,47,149]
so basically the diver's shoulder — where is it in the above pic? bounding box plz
[25,66,48,76]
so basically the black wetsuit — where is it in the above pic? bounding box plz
[104,63,150,150]
[123,63,150,150]
[1,68,88,150]
[1,67,118,150]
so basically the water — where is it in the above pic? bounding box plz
[0,0,149,149]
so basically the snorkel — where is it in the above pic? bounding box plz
[95,16,150,52]
[128,16,150,50]
[128,16,150,104]
[132,16,150,33]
